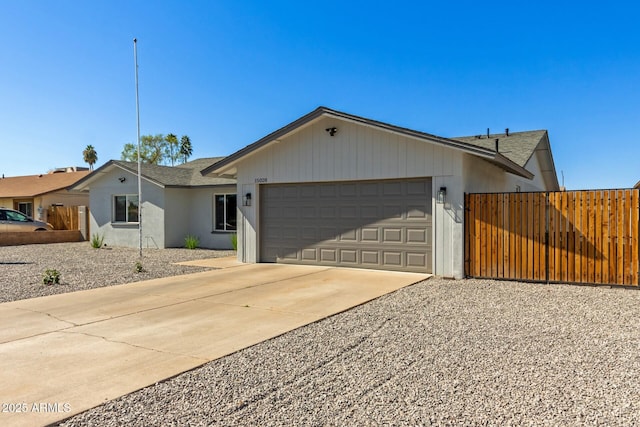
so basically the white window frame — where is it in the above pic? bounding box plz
[213,193,237,232]
[113,194,139,223]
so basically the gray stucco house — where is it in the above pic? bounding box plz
[71,158,236,249]
[202,106,559,278]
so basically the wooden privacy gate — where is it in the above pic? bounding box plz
[47,206,85,231]
[465,190,640,286]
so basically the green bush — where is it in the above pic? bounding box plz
[230,233,238,250]
[42,268,61,285]
[90,233,104,248]
[134,260,145,273]
[184,234,200,249]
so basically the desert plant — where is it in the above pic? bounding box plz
[42,268,61,285]
[134,260,145,273]
[184,234,200,249]
[230,233,238,250]
[90,233,105,248]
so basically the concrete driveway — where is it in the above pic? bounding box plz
[0,260,428,426]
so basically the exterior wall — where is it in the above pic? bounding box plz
[88,168,166,248]
[164,186,236,249]
[234,117,466,277]
[0,192,89,223]
[462,152,547,194]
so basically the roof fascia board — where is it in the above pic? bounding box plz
[202,108,327,176]
[204,107,499,176]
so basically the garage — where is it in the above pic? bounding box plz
[260,178,432,273]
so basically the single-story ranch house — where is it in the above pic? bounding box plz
[203,106,559,278]
[0,168,89,223]
[71,158,236,249]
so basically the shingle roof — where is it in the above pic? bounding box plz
[452,130,547,168]
[0,171,90,198]
[72,158,235,190]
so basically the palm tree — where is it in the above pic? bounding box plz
[179,135,193,164]
[83,145,98,170]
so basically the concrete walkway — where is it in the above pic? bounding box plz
[0,261,428,426]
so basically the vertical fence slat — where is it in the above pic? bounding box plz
[624,189,632,285]
[601,191,610,285]
[632,190,639,286]
[616,190,624,284]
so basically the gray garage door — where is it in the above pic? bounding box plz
[260,178,432,273]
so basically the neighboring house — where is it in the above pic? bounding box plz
[0,169,90,223]
[202,106,559,278]
[634,180,640,189]
[70,158,236,249]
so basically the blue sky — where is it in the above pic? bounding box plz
[1,1,638,189]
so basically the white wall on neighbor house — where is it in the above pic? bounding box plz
[234,116,465,277]
[89,167,166,248]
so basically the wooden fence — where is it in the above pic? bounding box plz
[47,206,85,231]
[465,190,640,286]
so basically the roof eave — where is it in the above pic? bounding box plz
[486,153,535,179]
[203,106,498,177]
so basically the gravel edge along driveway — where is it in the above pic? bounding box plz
[54,276,640,426]
[0,242,234,303]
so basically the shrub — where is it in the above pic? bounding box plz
[42,268,61,285]
[184,234,200,249]
[90,233,105,249]
[230,233,238,250]
[134,260,145,273]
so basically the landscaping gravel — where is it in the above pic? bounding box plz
[57,277,640,426]
[0,242,234,303]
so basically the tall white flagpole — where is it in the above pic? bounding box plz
[134,38,142,258]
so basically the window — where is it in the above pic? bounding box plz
[113,195,139,223]
[214,194,237,231]
[17,202,33,217]
[4,209,29,222]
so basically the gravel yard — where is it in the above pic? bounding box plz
[55,276,640,425]
[0,242,234,303]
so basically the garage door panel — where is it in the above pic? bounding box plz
[301,248,317,261]
[407,205,429,219]
[407,180,429,195]
[383,228,402,243]
[383,205,403,219]
[320,249,337,262]
[407,252,427,268]
[361,251,379,265]
[260,179,432,273]
[340,250,358,263]
[407,228,427,244]
[340,229,357,241]
[361,228,379,242]
[383,251,402,266]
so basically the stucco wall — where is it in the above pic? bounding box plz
[162,186,235,249]
[89,168,166,248]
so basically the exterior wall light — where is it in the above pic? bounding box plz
[243,192,252,206]
[437,187,447,204]
[118,177,126,183]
